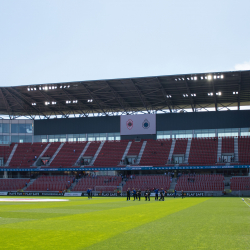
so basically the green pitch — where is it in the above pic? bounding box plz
[0,197,249,250]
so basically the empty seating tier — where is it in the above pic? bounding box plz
[72,175,122,192]
[94,141,129,167]
[0,178,30,191]
[9,143,49,168]
[83,141,101,157]
[173,139,188,154]
[26,175,73,191]
[42,142,61,157]
[123,175,171,191]
[50,142,87,167]
[222,137,234,154]
[0,144,15,166]
[188,138,218,165]
[238,137,250,164]
[175,174,224,191]
[140,139,172,166]
[230,177,250,191]
[127,141,143,155]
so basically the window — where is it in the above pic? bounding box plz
[0,123,10,133]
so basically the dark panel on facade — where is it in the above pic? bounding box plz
[34,110,250,135]
[121,134,156,140]
[34,116,120,135]
[156,110,250,131]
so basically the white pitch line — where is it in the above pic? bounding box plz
[242,199,250,208]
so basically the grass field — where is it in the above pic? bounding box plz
[0,196,249,250]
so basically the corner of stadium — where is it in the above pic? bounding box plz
[0,70,250,198]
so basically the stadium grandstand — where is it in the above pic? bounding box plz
[0,70,250,197]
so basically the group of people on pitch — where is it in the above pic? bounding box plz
[126,188,168,201]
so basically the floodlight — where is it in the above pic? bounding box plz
[221,75,224,79]
[201,76,203,80]
[213,75,217,79]
[193,76,197,80]
[208,75,212,80]
[27,88,30,91]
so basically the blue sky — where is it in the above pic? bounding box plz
[0,0,250,87]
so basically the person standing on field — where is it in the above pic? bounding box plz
[137,189,141,201]
[182,190,184,199]
[127,188,131,201]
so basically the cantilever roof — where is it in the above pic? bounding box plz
[0,70,249,118]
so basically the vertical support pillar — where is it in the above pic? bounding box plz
[3,171,8,178]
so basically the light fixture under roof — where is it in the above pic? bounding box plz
[216,92,222,96]
[208,92,213,96]
[87,99,93,102]
[233,91,238,95]
[208,75,212,80]
[193,76,197,80]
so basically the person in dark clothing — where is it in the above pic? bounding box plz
[160,188,165,201]
[127,188,131,201]
[154,188,159,201]
[181,190,184,199]
[144,190,148,201]
[87,188,91,199]
[137,189,141,201]
[174,189,177,198]
[147,189,151,201]
[133,188,137,201]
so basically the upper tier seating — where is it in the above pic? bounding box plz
[83,141,101,157]
[127,141,143,155]
[230,177,250,191]
[188,138,218,165]
[9,143,48,168]
[42,142,61,157]
[173,139,188,155]
[140,139,172,166]
[0,178,30,191]
[175,174,224,191]
[50,142,87,167]
[123,175,171,191]
[26,175,73,191]
[238,137,250,164]
[221,137,234,154]
[0,144,15,166]
[94,141,128,167]
[72,175,122,191]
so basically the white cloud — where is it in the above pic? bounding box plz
[234,61,250,70]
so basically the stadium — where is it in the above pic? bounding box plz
[0,71,250,249]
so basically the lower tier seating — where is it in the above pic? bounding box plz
[26,175,73,191]
[230,177,250,191]
[175,174,224,191]
[72,175,122,192]
[0,178,30,191]
[122,175,171,191]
